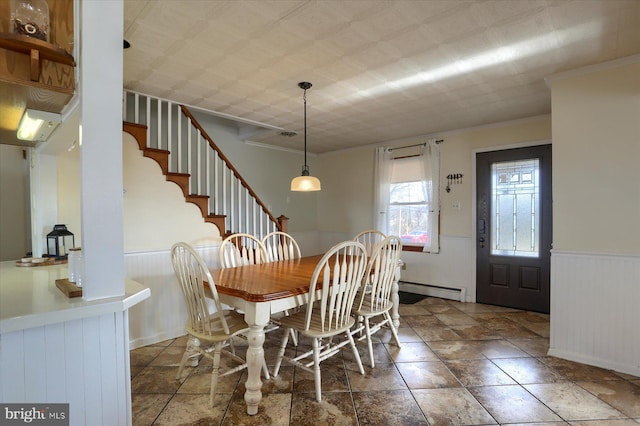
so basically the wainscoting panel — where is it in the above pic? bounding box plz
[125,245,219,348]
[124,237,477,348]
[399,235,475,302]
[550,251,640,376]
[0,312,131,426]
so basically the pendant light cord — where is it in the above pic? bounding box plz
[303,87,308,169]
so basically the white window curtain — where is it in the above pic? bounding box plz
[374,140,440,253]
[422,139,440,253]
[374,147,392,234]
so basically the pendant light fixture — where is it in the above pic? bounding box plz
[290,82,321,192]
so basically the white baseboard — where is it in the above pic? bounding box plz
[129,327,186,350]
[548,347,640,377]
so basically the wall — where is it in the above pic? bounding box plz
[56,146,81,246]
[315,117,551,301]
[52,117,307,254]
[121,130,225,347]
[550,60,640,254]
[548,57,640,376]
[122,133,220,251]
[0,145,29,260]
[121,112,328,347]
[190,112,319,234]
[1,311,132,426]
[50,119,323,347]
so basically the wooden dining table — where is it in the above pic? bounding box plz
[209,254,402,415]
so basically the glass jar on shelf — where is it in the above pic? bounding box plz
[10,0,50,42]
[68,247,83,287]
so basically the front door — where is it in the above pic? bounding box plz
[476,145,552,313]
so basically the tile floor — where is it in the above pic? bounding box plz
[130,297,640,425]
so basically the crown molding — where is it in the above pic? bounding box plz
[545,54,640,87]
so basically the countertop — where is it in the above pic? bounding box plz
[0,261,150,334]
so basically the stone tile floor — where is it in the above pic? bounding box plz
[130,297,640,425]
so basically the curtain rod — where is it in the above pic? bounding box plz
[389,139,443,151]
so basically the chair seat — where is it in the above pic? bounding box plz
[353,294,393,317]
[279,308,356,339]
[187,309,249,342]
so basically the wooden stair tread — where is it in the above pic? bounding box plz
[122,111,288,235]
[144,147,170,154]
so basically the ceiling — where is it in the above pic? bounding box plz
[124,0,640,153]
[2,1,638,151]
[129,1,638,153]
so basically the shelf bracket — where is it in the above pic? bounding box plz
[30,48,41,81]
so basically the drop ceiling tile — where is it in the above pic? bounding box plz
[120,0,640,153]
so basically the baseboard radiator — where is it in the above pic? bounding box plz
[399,281,466,302]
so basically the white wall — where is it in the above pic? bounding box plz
[122,133,220,251]
[1,311,132,426]
[190,112,319,235]
[79,0,125,300]
[121,130,225,348]
[120,114,328,347]
[0,145,29,260]
[548,56,640,376]
[30,153,60,259]
[550,58,640,254]
[48,120,327,347]
[315,117,552,301]
[44,52,640,378]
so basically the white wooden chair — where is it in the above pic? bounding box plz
[262,231,301,262]
[353,229,386,257]
[220,232,293,345]
[219,233,268,268]
[262,231,302,346]
[171,242,268,406]
[272,240,368,402]
[352,235,403,368]
[353,229,387,298]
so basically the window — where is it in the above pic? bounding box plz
[375,141,440,253]
[491,159,540,257]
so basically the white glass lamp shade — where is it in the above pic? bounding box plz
[291,175,321,191]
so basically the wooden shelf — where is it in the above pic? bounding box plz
[0,0,76,145]
[55,278,82,298]
[0,32,74,66]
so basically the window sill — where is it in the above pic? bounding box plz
[402,245,424,252]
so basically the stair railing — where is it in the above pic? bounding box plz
[122,90,287,237]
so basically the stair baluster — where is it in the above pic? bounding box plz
[122,90,286,237]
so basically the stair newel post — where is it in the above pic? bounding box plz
[277,215,289,233]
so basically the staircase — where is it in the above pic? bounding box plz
[122,90,287,237]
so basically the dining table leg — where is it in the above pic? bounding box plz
[243,304,270,415]
[391,261,402,329]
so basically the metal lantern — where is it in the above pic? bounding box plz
[46,224,75,259]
